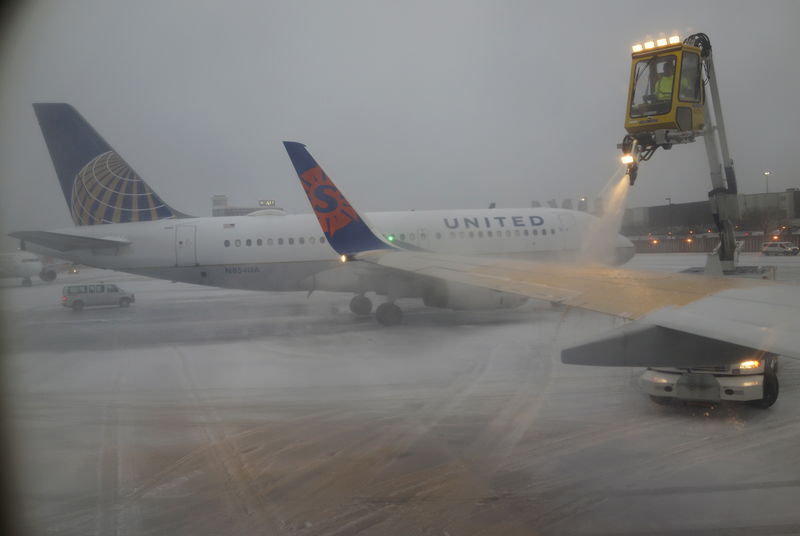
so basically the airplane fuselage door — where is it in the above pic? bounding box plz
[175,224,197,266]
[558,213,578,249]
[417,228,432,251]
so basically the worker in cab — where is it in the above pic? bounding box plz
[655,61,675,101]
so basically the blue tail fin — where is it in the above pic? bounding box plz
[33,103,188,225]
[283,142,393,255]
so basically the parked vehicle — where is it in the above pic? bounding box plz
[761,242,799,256]
[639,356,779,409]
[62,283,135,311]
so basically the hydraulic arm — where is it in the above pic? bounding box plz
[619,33,740,271]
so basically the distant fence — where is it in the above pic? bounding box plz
[629,235,800,253]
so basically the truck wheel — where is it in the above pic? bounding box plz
[72,301,84,312]
[649,395,671,406]
[748,369,779,409]
[119,297,131,308]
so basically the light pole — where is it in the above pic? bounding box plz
[763,171,771,194]
[665,197,672,237]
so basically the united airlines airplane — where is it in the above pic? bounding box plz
[12,103,634,323]
[0,251,57,286]
[285,141,800,409]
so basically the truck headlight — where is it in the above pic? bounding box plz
[739,360,760,370]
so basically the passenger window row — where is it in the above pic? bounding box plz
[224,227,564,248]
[389,229,559,241]
[224,236,327,248]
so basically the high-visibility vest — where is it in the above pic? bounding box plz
[655,75,674,100]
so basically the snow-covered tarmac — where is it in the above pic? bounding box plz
[2,253,800,535]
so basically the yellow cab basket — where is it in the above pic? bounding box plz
[625,40,705,135]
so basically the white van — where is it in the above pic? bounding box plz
[761,242,799,256]
[61,283,135,311]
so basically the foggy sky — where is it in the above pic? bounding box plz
[1,0,799,250]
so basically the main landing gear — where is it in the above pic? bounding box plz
[349,294,373,316]
[349,294,403,326]
[375,302,402,326]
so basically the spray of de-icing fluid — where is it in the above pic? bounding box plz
[578,165,631,265]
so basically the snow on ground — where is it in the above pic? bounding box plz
[2,254,800,535]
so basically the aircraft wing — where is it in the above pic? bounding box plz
[283,141,800,367]
[356,249,800,363]
[353,249,772,319]
[9,231,131,251]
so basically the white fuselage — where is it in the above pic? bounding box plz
[25,208,633,293]
[0,251,43,279]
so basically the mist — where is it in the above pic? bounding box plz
[2,1,800,251]
[2,4,800,534]
[579,167,631,264]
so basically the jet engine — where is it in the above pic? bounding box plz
[422,281,527,311]
[39,267,57,282]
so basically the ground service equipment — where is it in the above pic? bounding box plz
[619,33,740,273]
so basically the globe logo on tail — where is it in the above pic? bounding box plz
[70,151,177,225]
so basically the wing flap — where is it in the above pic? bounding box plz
[10,231,131,251]
[642,287,800,359]
[561,323,771,367]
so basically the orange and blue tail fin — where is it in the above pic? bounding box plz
[33,103,189,225]
[283,142,394,255]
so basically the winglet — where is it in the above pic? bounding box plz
[283,142,394,255]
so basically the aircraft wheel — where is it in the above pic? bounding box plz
[71,301,84,312]
[375,303,402,326]
[119,297,131,308]
[748,361,779,409]
[649,395,672,406]
[349,295,372,316]
[39,269,57,282]
[22,277,32,287]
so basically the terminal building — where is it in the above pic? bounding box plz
[211,195,283,217]
[621,189,800,253]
